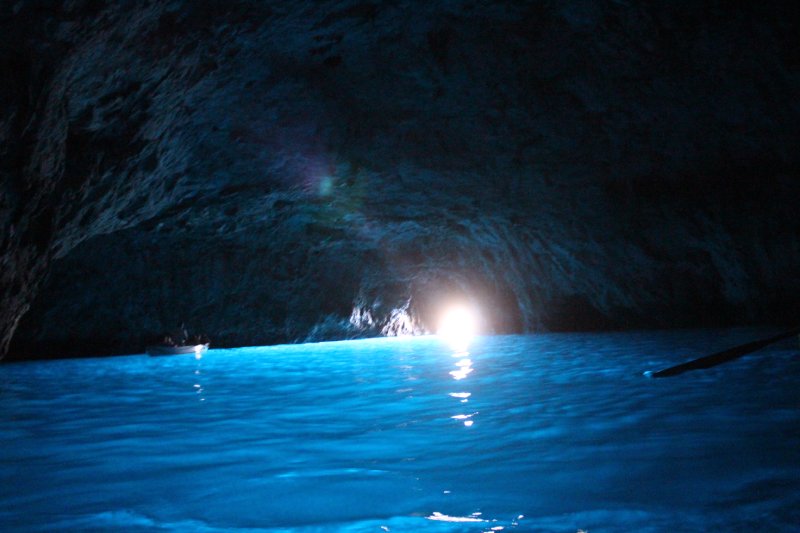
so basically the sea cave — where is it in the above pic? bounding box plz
[1,1,799,530]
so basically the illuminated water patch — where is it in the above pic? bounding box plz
[0,329,798,531]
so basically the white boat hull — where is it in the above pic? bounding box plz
[146,344,209,356]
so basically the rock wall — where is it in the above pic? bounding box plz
[3,1,800,358]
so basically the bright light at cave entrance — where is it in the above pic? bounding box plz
[437,305,478,348]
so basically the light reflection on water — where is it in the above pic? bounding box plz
[447,339,477,428]
[0,329,799,532]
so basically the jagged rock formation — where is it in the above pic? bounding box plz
[3,1,799,358]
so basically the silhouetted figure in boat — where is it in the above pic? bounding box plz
[187,333,211,347]
[168,324,188,346]
[161,335,175,347]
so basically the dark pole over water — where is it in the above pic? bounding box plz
[649,328,800,378]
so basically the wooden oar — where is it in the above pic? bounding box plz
[648,327,800,378]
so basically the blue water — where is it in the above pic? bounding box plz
[1,329,799,532]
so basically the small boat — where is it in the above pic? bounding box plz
[146,343,209,357]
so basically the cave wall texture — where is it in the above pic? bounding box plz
[2,0,799,358]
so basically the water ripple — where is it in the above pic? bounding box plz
[1,329,799,531]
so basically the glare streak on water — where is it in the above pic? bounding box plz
[1,329,799,532]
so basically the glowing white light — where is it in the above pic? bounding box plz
[427,512,485,523]
[437,305,478,348]
[450,414,476,427]
[449,366,472,380]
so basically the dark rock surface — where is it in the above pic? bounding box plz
[3,1,799,359]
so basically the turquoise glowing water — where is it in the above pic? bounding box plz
[1,329,799,532]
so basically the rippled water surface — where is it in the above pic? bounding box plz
[1,329,799,532]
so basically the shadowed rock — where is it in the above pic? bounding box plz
[2,1,800,358]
